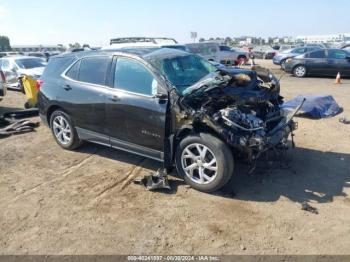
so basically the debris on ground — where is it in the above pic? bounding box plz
[240,245,246,251]
[339,117,350,125]
[0,118,39,137]
[2,108,39,119]
[301,201,319,214]
[0,109,40,137]
[134,169,171,191]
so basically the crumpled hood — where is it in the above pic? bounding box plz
[18,67,45,78]
[183,68,281,110]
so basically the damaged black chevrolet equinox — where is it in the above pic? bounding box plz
[38,48,298,192]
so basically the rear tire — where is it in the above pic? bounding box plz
[50,110,82,150]
[293,65,307,78]
[175,133,234,193]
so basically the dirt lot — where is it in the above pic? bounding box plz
[1,60,350,255]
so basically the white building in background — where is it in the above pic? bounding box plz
[296,33,350,44]
[11,45,64,52]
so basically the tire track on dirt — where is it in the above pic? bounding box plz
[3,149,98,204]
[96,158,148,197]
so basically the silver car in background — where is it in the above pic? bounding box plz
[0,70,7,100]
[0,56,46,91]
[186,42,248,65]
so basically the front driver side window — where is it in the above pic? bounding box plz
[114,58,156,96]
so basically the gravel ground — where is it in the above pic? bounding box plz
[0,59,349,255]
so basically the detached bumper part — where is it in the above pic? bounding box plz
[134,169,171,191]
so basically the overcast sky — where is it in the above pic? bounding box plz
[0,0,349,47]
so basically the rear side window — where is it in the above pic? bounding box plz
[328,50,347,59]
[308,50,326,59]
[114,58,156,96]
[78,57,110,85]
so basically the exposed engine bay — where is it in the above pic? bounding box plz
[175,66,301,162]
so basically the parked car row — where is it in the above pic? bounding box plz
[104,37,249,66]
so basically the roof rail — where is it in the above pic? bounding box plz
[110,37,178,45]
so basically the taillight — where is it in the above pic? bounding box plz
[36,79,44,90]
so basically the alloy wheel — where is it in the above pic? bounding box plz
[294,66,306,77]
[52,115,72,145]
[181,143,218,185]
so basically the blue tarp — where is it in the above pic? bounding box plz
[281,95,341,119]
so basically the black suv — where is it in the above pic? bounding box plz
[38,48,297,192]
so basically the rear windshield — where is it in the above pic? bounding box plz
[219,46,231,51]
[15,58,46,69]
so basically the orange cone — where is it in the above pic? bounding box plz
[335,72,342,84]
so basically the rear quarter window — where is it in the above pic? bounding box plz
[42,56,75,79]
[66,60,80,80]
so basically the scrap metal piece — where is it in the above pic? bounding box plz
[3,108,39,119]
[301,201,319,214]
[339,117,350,125]
[134,169,171,191]
[0,109,40,137]
[0,118,39,137]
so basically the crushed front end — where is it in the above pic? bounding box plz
[177,66,301,163]
[213,101,299,162]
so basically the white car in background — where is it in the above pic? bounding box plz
[185,42,248,65]
[0,56,46,91]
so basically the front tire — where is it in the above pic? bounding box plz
[175,133,234,193]
[293,65,307,78]
[50,110,82,150]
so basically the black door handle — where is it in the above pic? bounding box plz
[63,84,72,91]
[109,95,119,102]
